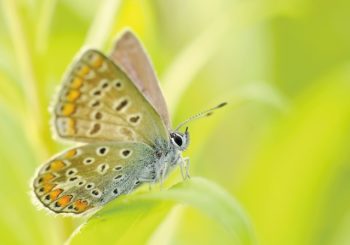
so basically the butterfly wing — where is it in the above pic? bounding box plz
[110,30,171,128]
[53,49,168,146]
[32,142,157,215]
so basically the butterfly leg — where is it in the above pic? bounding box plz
[179,159,186,180]
[137,178,154,191]
[184,157,191,179]
[137,177,156,191]
[159,161,169,190]
[179,157,190,180]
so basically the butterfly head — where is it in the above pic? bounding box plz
[170,127,190,151]
[170,102,227,151]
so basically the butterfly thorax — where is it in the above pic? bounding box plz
[151,130,189,182]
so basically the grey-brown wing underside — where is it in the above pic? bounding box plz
[32,142,156,214]
[110,30,171,128]
[52,50,168,146]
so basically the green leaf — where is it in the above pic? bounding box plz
[238,66,350,244]
[68,177,256,245]
[0,104,63,245]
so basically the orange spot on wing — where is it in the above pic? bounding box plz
[64,149,77,158]
[74,199,90,213]
[39,173,56,183]
[66,118,76,135]
[91,55,103,68]
[65,90,80,102]
[38,183,56,194]
[61,103,76,116]
[70,77,83,89]
[49,160,66,171]
[49,188,63,201]
[57,195,72,207]
[76,65,90,77]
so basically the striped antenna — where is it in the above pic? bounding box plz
[174,102,227,131]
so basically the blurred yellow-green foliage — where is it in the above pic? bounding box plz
[1,0,350,244]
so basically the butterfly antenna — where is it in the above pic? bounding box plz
[174,102,227,131]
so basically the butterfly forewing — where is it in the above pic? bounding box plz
[110,31,171,128]
[33,142,156,214]
[53,50,168,145]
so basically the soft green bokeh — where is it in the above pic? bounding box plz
[0,0,349,244]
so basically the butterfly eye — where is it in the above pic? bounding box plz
[175,137,182,146]
[173,134,183,147]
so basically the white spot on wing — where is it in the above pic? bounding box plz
[113,165,123,171]
[85,70,96,79]
[83,157,95,165]
[66,168,78,176]
[85,182,95,190]
[127,113,142,125]
[90,189,102,198]
[113,79,123,90]
[96,146,109,156]
[96,163,109,175]
[113,97,130,112]
[99,61,108,72]
[120,149,132,158]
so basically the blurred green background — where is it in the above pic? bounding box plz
[1,0,350,244]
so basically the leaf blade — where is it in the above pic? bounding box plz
[68,177,256,245]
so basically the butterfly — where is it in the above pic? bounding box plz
[31,30,226,215]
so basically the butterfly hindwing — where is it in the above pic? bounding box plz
[53,50,168,145]
[32,142,156,215]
